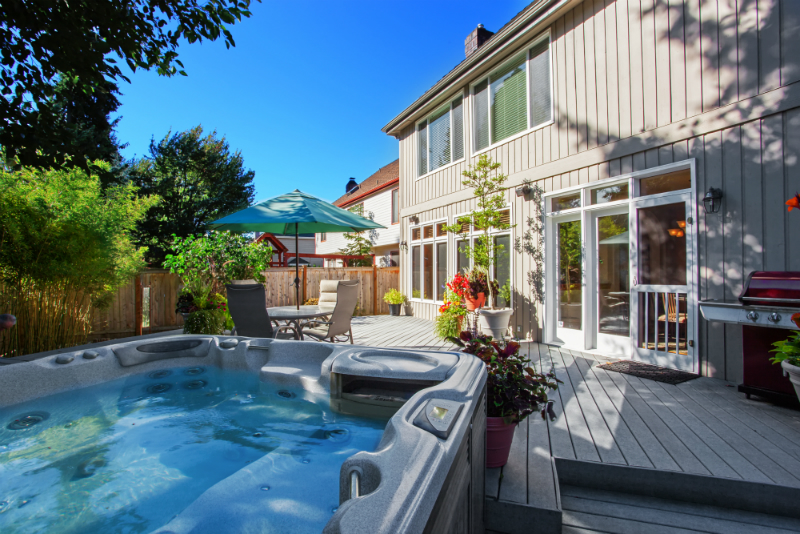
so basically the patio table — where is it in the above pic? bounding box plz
[267,305,331,340]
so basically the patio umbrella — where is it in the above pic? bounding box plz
[209,189,384,309]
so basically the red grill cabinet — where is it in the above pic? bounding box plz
[700,271,800,407]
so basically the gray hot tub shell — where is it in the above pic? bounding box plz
[0,336,486,534]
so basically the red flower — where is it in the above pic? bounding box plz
[786,193,800,212]
[792,312,800,329]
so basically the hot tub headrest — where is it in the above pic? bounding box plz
[331,349,459,381]
[112,337,212,367]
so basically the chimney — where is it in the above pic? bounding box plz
[464,24,494,58]
[346,177,358,193]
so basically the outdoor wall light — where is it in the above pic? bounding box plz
[409,215,419,224]
[515,184,532,197]
[399,241,408,251]
[702,187,723,214]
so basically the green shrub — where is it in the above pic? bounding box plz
[434,313,463,341]
[383,288,406,305]
[183,309,225,335]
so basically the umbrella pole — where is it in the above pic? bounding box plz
[295,226,300,310]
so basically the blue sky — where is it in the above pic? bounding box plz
[113,0,528,203]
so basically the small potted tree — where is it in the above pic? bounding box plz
[383,289,407,316]
[453,332,560,467]
[446,155,513,338]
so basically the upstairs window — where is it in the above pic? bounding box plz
[472,36,551,152]
[417,96,464,177]
[391,188,399,223]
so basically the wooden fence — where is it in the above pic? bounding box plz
[89,267,400,339]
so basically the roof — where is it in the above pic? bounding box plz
[381,0,560,136]
[333,159,399,207]
[254,232,288,253]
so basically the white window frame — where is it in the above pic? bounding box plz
[408,219,449,303]
[470,30,554,156]
[416,95,466,180]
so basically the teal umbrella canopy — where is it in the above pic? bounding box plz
[209,189,385,233]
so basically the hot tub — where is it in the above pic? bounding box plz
[0,336,486,534]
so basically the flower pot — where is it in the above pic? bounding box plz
[404,304,414,316]
[478,308,514,340]
[781,360,800,402]
[464,292,485,311]
[486,417,517,467]
[388,304,402,316]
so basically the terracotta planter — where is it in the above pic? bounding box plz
[781,360,800,402]
[486,417,517,468]
[388,304,402,316]
[464,292,485,311]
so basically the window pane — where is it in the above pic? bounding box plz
[436,222,447,236]
[529,39,551,127]
[391,189,399,223]
[557,220,582,330]
[598,214,630,336]
[638,203,687,285]
[491,55,527,144]
[411,245,420,299]
[423,243,434,300]
[452,97,464,161]
[590,183,629,204]
[423,225,434,239]
[474,80,490,151]
[552,192,581,211]
[436,242,447,301]
[417,122,428,176]
[428,107,451,172]
[456,239,469,273]
[639,169,691,196]
[493,235,511,307]
[411,228,420,240]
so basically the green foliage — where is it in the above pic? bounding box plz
[771,332,800,367]
[0,162,156,356]
[129,126,256,264]
[499,281,512,308]
[558,220,582,304]
[412,289,421,299]
[434,313,463,341]
[1,0,257,167]
[163,231,273,296]
[338,203,373,266]
[183,309,225,335]
[383,289,407,305]
[444,155,512,303]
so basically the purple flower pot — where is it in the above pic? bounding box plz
[486,417,517,468]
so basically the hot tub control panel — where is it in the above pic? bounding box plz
[413,398,463,440]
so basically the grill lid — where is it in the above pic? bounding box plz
[739,271,800,307]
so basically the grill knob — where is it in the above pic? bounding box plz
[768,312,782,323]
[746,311,759,322]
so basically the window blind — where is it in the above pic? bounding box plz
[428,107,451,172]
[529,39,551,127]
[490,55,527,144]
[417,122,427,177]
[452,97,464,161]
[473,80,490,151]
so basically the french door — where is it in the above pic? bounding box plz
[630,192,696,372]
[551,214,584,347]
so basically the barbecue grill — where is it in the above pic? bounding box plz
[699,271,800,405]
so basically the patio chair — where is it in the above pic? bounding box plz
[303,281,359,343]
[225,283,298,339]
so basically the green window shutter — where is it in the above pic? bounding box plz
[529,39,552,127]
[473,80,490,151]
[490,55,527,144]
[417,122,428,176]
[428,107,451,172]
[452,96,464,161]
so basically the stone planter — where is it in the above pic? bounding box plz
[388,304,402,316]
[486,417,517,468]
[464,292,485,311]
[781,360,800,402]
[478,308,513,340]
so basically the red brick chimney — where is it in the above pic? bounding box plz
[464,24,494,58]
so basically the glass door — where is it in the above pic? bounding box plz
[552,215,584,346]
[630,193,696,371]
[592,208,631,356]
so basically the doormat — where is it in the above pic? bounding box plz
[598,360,700,385]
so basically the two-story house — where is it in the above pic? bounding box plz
[317,160,401,267]
[382,0,800,383]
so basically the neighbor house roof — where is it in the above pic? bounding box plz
[381,0,565,136]
[255,232,288,253]
[334,159,399,208]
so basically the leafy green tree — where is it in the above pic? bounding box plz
[129,126,256,264]
[0,0,257,167]
[338,204,374,266]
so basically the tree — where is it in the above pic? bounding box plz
[129,126,255,265]
[0,0,257,166]
[338,204,373,266]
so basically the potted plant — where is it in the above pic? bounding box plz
[453,332,560,467]
[445,155,514,337]
[770,312,800,403]
[434,279,468,340]
[383,288,407,316]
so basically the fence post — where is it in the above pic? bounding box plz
[134,275,143,336]
[372,265,377,315]
[302,265,307,304]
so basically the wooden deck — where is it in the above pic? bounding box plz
[349,315,458,351]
